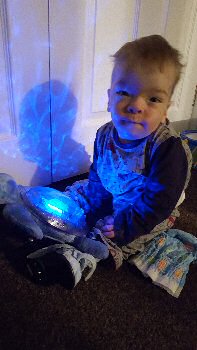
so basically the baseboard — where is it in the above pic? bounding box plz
[50,172,89,191]
[171,118,197,133]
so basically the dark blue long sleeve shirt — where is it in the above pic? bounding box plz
[86,121,192,245]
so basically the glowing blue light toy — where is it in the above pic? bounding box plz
[0,173,109,260]
[20,186,88,235]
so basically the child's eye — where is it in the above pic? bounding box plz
[116,90,129,96]
[149,96,162,103]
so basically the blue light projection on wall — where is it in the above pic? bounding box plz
[19,80,91,184]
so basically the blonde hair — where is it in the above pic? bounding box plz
[112,35,184,91]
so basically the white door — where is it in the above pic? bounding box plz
[0,0,51,186]
[1,0,197,186]
[50,0,197,180]
[77,0,197,132]
[0,0,91,186]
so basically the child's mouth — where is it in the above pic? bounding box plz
[121,119,142,125]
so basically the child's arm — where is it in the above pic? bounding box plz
[110,137,190,245]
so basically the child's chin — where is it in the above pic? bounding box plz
[118,130,146,141]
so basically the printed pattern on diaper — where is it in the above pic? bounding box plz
[131,229,197,297]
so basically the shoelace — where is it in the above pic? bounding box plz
[77,253,97,281]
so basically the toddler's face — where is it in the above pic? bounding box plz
[108,63,175,142]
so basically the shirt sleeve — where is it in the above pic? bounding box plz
[113,137,189,245]
[86,132,113,227]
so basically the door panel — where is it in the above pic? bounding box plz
[0,0,51,186]
[49,0,91,183]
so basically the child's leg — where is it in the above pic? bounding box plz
[87,209,179,271]
[121,208,180,262]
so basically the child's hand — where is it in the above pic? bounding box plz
[101,215,115,238]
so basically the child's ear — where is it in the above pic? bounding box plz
[167,100,172,109]
[161,100,171,122]
[162,111,168,123]
[107,89,111,112]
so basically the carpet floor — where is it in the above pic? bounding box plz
[0,170,197,350]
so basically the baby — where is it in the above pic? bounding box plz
[59,35,193,287]
[78,34,192,261]
[2,35,192,290]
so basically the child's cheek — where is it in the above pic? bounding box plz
[115,99,126,114]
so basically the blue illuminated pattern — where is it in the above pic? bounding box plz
[19,80,91,184]
[46,200,64,215]
[21,186,87,232]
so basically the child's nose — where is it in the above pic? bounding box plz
[127,96,145,114]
